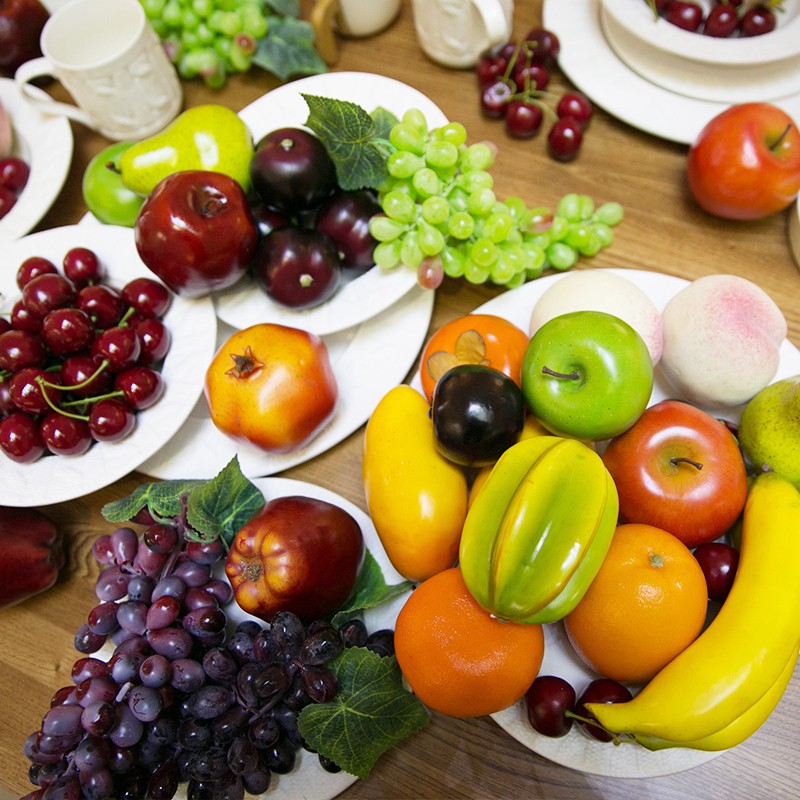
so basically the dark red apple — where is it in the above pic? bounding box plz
[0,0,49,77]
[134,170,258,299]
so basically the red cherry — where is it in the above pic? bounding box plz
[59,354,113,398]
[10,300,43,333]
[16,257,58,289]
[91,326,141,372]
[556,92,593,129]
[0,329,46,371]
[481,80,513,118]
[0,186,17,219]
[21,273,76,317]
[41,307,96,357]
[505,100,544,138]
[114,366,164,410]
[0,156,30,193]
[9,366,61,414]
[134,318,171,364]
[40,413,93,457]
[548,117,584,161]
[121,278,172,318]
[76,284,125,329]
[63,247,103,287]
[0,411,45,463]
[89,398,136,442]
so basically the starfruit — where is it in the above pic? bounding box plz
[459,435,619,624]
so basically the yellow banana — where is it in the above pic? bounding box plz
[586,471,800,742]
[633,642,799,752]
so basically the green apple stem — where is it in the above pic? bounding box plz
[769,124,793,153]
[670,456,703,471]
[541,365,580,381]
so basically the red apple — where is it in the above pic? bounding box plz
[0,0,49,77]
[601,399,748,548]
[687,102,800,221]
[134,170,258,299]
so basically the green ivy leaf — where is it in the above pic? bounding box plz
[297,648,429,779]
[252,16,328,81]
[303,94,395,190]
[101,479,205,524]
[332,549,413,627]
[185,457,264,546]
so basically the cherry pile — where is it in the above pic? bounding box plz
[0,248,173,463]
[476,27,594,162]
[0,155,30,220]
[651,0,780,37]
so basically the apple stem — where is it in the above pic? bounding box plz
[769,124,793,153]
[541,365,580,381]
[105,161,120,175]
[670,456,703,471]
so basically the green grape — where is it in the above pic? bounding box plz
[521,242,546,279]
[577,231,602,257]
[577,194,595,220]
[433,122,468,147]
[192,0,213,17]
[180,29,200,51]
[411,167,441,199]
[240,7,268,38]
[469,238,498,269]
[368,215,407,242]
[402,108,429,135]
[594,201,625,226]
[441,245,467,278]
[593,222,615,248]
[149,18,168,37]
[212,35,232,59]
[547,242,578,271]
[460,142,495,171]
[382,190,417,224]
[208,9,240,35]
[556,193,583,222]
[503,196,527,221]
[547,216,569,242]
[141,0,166,17]
[181,8,201,30]
[389,122,425,154]
[524,232,550,250]
[522,206,554,234]
[491,247,523,285]
[483,210,515,243]
[446,187,469,214]
[400,231,424,269]
[162,0,182,26]
[387,150,425,179]
[374,241,402,270]
[467,188,497,217]
[424,140,459,169]
[564,223,593,251]
[458,169,493,194]
[417,220,445,257]
[421,196,449,226]
[446,211,474,240]
[196,22,215,44]
[505,271,528,290]
[463,258,491,285]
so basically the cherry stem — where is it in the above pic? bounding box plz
[670,456,703,471]
[35,376,89,421]
[541,365,580,381]
[39,358,110,393]
[61,389,124,409]
[769,124,793,153]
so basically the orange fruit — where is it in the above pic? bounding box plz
[564,523,708,684]
[393,567,544,718]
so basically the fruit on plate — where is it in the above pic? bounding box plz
[601,399,749,548]
[738,375,800,488]
[686,102,800,221]
[82,141,145,227]
[393,566,545,718]
[585,472,800,750]
[419,313,530,403]
[659,274,786,408]
[564,522,708,683]
[431,364,526,467]
[459,435,619,623]
[528,270,663,365]
[0,0,48,77]
[0,98,12,157]
[362,385,468,582]
[0,505,63,607]
[0,154,29,220]
[225,495,364,623]
[314,189,382,272]
[525,675,577,738]
[119,105,255,196]
[134,170,258,298]
[521,310,654,441]
[204,323,338,454]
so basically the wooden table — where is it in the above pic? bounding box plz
[2,2,799,798]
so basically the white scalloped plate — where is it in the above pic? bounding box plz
[0,78,73,244]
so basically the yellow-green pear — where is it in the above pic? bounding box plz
[738,375,800,489]
[119,104,254,196]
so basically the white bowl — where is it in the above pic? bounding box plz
[599,0,800,103]
[789,198,800,271]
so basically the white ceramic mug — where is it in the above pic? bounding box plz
[411,0,513,68]
[311,0,402,64]
[15,0,182,141]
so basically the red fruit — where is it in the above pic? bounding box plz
[0,0,49,77]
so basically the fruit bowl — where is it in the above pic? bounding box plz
[599,0,800,103]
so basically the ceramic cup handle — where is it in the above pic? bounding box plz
[14,57,96,130]
[472,0,511,48]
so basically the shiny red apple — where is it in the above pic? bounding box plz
[0,0,48,77]
[687,102,800,221]
[134,170,258,299]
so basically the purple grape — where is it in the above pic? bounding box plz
[183,606,227,638]
[109,704,144,748]
[125,575,155,603]
[185,538,225,565]
[110,526,139,564]
[227,736,259,776]
[147,627,193,660]
[202,648,238,683]
[127,685,164,722]
[191,685,234,720]
[116,600,149,635]
[151,576,187,603]
[147,758,180,800]
[79,766,115,800]
[146,595,181,630]
[95,566,130,602]
[183,587,219,611]
[170,658,207,693]
[177,718,212,751]
[139,654,172,688]
[41,705,83,738]
[80,701,116,737]
[75,677,117,708]
[173,560,211,588]
[203,578,233,605]
[71,658,109,684]
[72,734,111,772]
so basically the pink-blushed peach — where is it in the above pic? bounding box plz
[528,270,663,365]
[660,274,786,409]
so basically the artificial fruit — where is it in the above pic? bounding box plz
[82,141,145,227]
[0,0,48,77]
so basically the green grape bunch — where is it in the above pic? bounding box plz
[367,109,624,290]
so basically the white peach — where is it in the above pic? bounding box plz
[660,274,786,409]
[528,270,664,365]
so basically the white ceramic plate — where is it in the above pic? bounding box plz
[471,268,800,777]
[138,283,434,480]
[0,225,217,507]
[214,72,448,336]
[543,0,800,145]
[0,78,73,245]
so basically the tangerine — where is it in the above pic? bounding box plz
[393,567,544,718]
[564,523,708,684]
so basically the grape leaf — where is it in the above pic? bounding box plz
[371,106,400,141]
[265,0,300,17]
[101,479,205,524]
[331,549,413,627]
[303,94,395,191]
[253,16,327,81]
[297,648,429,779]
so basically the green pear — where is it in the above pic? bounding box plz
[119,104,254,196]
[738,375,800,489]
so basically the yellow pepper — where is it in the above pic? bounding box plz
[362,385,469,582]
[459,436,619,624]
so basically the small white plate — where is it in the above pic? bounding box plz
[0,225,217,507]
[138,283,434,480]
[544,0,800,144]
[473,268,800,777]
[0,78,73,245]
[214,71,449,336]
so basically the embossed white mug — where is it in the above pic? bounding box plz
[411,0,514,68]
[15,0,182,141]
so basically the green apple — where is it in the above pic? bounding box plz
[521,310,654,441]
[82,141,144,227]
[738,375,800,488]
